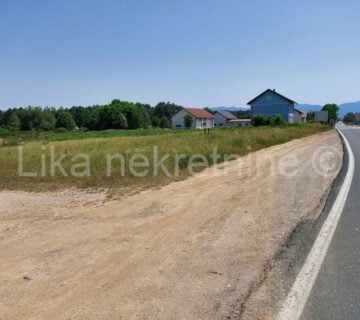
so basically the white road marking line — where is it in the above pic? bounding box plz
[277,128,355,320]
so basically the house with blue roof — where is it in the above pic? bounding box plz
[247,89,306,123]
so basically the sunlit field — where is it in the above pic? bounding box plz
[0,124,330,195]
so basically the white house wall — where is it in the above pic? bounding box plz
[171,110,214,129]
[171,109,192,129]
[195,118,214,129]
[214,113,228,127]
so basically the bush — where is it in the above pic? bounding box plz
[159,116,170,128]
[184,114,194,128]
[343,112,357,124]
[252,115,271,126]
[0,127,13,137]
[270,114,287,126]
[263,116,271,126]
[253,114,286,126]
[252,115,264,126]
[54,127,68,133]
[3,111,21,130]
[56,110,76,130]
[39,112,56,131]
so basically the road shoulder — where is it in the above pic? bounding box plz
[237,129,348,320]
[0,131,343,320]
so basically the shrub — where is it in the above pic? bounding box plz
[184,114,194,128]
[159,116,170,128]
[39,112,56,131]
[343,112,357,124]
[54,127,68,133]
[270,114,287,126]
[252,115,265,126]
[56,110,76,130]
[263,116,271,126]
[253,114,287,126]
[3,111,21,130]
[252,115,271,126]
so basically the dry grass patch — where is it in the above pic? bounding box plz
[0,124,330,194]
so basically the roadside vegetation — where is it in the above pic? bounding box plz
[0,124,330,195]
[252,114,287,126]
[307,103,339,124]
[343,112,359,125]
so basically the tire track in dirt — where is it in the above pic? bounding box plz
[0,131,342,320]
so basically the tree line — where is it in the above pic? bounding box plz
[0,100,182,131]
[0,100,341,132]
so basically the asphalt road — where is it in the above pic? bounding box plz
[302,126,360,319]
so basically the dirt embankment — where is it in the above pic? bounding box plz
[0,131,342,320]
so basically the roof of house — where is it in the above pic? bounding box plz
[216,110,238,120]
[247,89,297,105]
[228,118,252,122]
[294,108,306,115]
[184,108,215,119]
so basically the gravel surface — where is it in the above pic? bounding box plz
[0,131,342,320]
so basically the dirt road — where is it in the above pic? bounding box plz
[0,131,342,320]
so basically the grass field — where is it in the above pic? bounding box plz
[0,124,331,195]
[0,128,193,145]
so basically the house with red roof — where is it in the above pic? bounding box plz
[171,107,215,129]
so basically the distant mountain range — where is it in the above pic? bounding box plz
[296,104,322,112]
[294,103,360,118]
[211,102,360,118]
[210,106,249,112]
[337,102,360,117]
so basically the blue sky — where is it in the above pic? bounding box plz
[1,0,360,109]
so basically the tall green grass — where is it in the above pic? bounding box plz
[0,124,330,194]
[0,128,195,145]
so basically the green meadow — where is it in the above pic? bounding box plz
[0,124,330,195]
